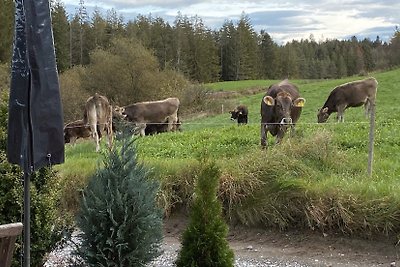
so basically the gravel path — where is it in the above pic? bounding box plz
[44,220,399,267]
[44,235,309,267]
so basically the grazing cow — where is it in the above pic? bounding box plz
[84,93,113,152]
[229,105,248,124]
[114,97,180,136]
[260,79,305,147]
[317,77,378,123]
[145,117,182,135]
[64,119,90,144]
[64,120,102,145]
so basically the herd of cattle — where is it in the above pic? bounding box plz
[64,77,378,150]
[64,95,181,151]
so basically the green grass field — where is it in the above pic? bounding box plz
[58,68,400,237]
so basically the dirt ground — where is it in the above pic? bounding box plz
[165,213,400,267]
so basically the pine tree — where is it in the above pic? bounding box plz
[50,0,70,72]
[90,9,109,49]
[389,27,400,66]
[188,16,220,82]
[259,30,277,79]
[219,20,237,81]
[76,134,163,266]
[176,160,234,267]
[235,13,260,80]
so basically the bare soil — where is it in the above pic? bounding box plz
[165,213,400,267]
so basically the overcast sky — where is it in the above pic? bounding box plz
[63,0,399,44]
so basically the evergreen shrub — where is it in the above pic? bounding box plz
[76,134,163,266]
[176,159,234,267]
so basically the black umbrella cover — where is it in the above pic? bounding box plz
[8,0,64,172]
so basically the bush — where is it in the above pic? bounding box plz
[179,83,235,116]
[0,63,10,93]
[59,66,90,122]
[81,37,189,106]
[175,159,234,267]
[76,134,163,266]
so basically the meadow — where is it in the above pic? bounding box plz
[58,68,400,238]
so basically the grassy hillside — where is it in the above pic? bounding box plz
[58,68,400,237]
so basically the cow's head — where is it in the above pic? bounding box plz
[113,106,127,119]
[64,132,70,144]
[317,107,329,123]
[63,127,71,144]
[229,108,242,121]
[263,92,305,126]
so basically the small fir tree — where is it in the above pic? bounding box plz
[76,134,163,266]
[176,160,234,267]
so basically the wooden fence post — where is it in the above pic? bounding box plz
[0,223,23,267]
[368,103,376,176]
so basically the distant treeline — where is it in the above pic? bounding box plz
[0,0,399,82]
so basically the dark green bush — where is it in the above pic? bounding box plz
[76,134,163,266]
[176,160,234,267]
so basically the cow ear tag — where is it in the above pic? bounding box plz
[263,96,275,106]
[294,98,305,107]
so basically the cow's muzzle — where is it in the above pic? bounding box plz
[280,117,292,125]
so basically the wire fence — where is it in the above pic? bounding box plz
[63,120,399,129]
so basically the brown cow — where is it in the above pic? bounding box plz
[64,120,102,145]
[317,77,378,123]
[260,79,305,148]
[64,119,91,144]
[84,93,113,152]
[114,97,180,136]
[145,117,182,135]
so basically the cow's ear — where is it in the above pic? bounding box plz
[263,96,275,106]
[293,98,305,107]
[322,107,328,113]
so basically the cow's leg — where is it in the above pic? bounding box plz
[135,123,146,136]
[260,123,268,148]
[166,116,173,132]
[71,136,77,146]
[275,129,285,144]
[168,111,179,132]
[336,105,345,122]
[90,123,100,152]
[364,98,371,118]
[105,124,113,149]
[106,107,113,149]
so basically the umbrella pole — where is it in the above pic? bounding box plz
[23,170,30,267]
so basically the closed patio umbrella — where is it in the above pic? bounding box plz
[7,0,64,265]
